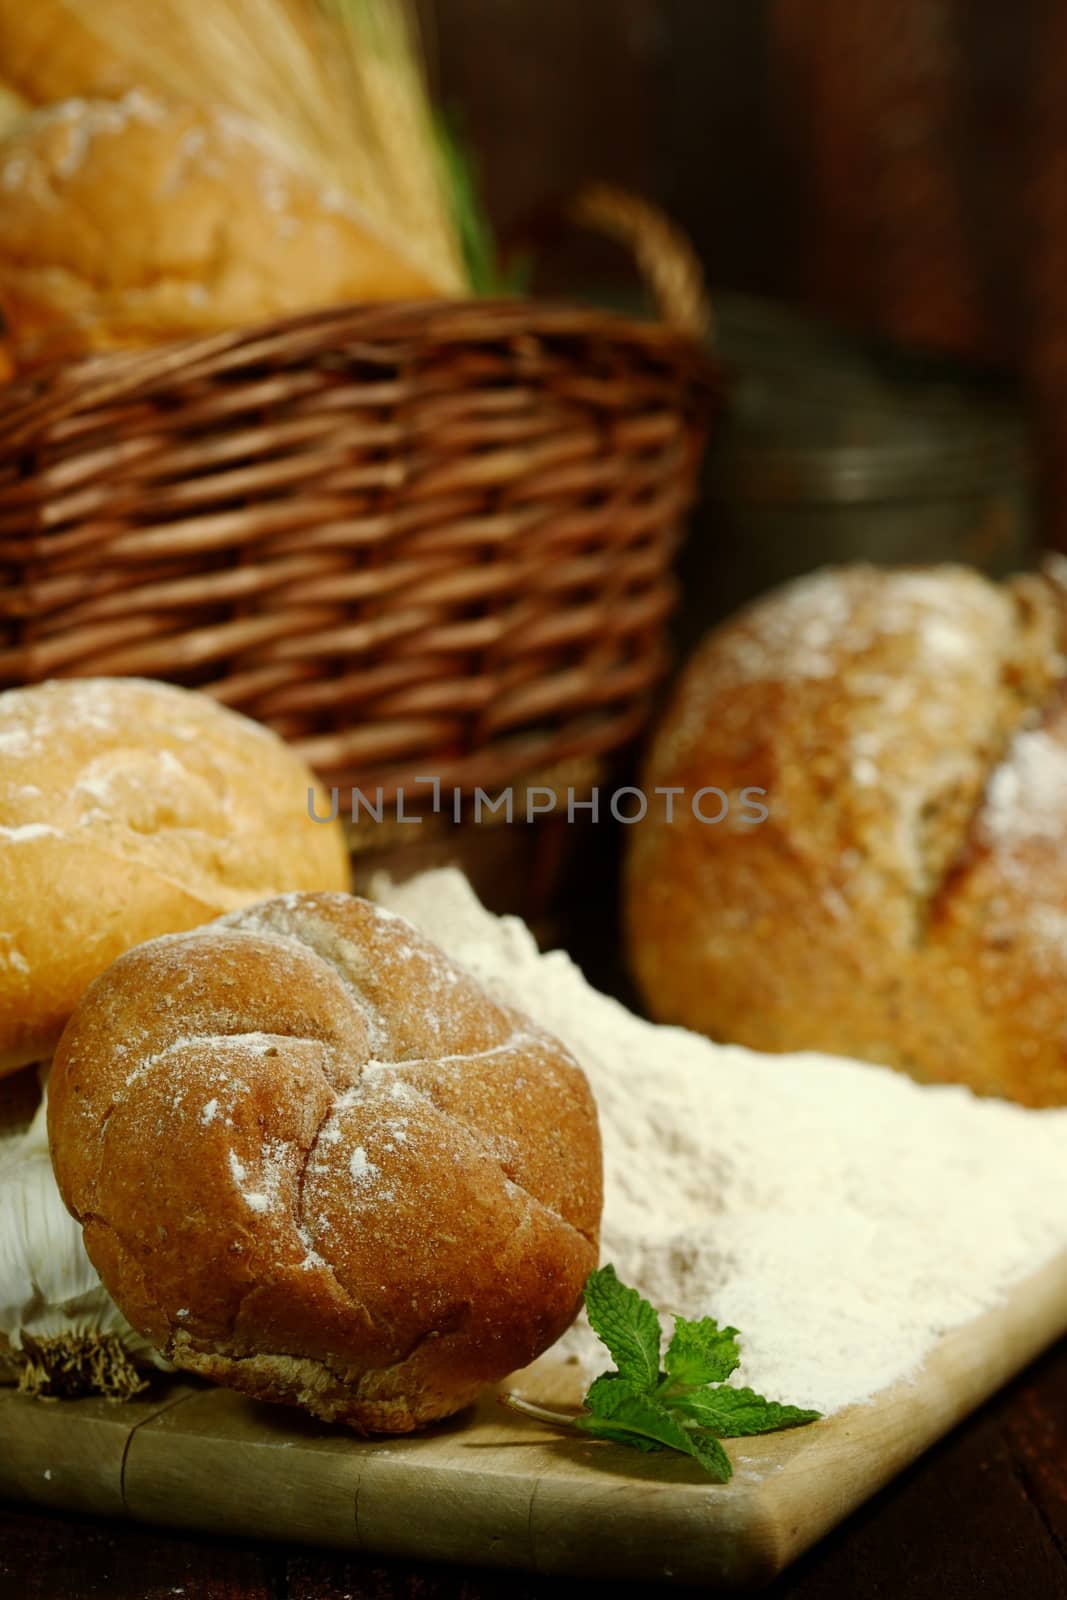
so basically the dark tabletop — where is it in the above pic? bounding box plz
[4,840,1067,1599]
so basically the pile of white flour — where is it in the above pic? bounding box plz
[373,868,1067,1416]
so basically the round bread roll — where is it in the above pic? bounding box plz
[48,891,602,1431]
[625,560,1067,1108]
[0,92,441,365]
[0,677,349,1075]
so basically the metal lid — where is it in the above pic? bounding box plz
[708,295,1031,503]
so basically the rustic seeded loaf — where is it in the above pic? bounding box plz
[626,560,1067,1107]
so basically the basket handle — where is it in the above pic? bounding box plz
[562,183,713,342]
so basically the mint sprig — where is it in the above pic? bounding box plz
[501,1265,821,1483]
[664,1313,741,1387]
[582,1263,662,1389]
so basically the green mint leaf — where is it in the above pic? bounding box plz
[583,1265,662,1391]
[663,1315,741,1387]
[681,1430,734,1483]
[580,1393,732,1483]
[578,1422,664,1454]
[673,1385,822,1437]
[585,1371,646,1418]
[504,1267,821,1484]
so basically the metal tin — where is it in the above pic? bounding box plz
[675,296,1035,650]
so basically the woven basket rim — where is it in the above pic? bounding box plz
[0,295,714,453]
[0,286,718,804]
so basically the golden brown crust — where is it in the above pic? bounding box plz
[48,892,602,1431]
[0,0,134,107]
[0,93,441,365]
[625,560,1067,1107]
[0,677,350,1073]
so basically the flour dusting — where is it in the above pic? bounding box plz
[349,1146,379,1187]
[373,869,1067,1417]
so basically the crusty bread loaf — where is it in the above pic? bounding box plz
[0,92,442,365]
[48,891,602,1431]
[0,677,350,1074]
[625,560,1067,1108]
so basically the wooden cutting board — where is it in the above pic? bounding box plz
[2,1248,1066,1590]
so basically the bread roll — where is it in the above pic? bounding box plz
[0,92,441,365]
[0,677,349,1074]
[48,891,602,1431]
[625,560,1067,1108]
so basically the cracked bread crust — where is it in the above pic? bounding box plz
[47,892,602,1431]
[626,560,1067,1107]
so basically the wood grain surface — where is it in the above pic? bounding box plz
[1,1248,1065,1591]
[2,1336,1066,1599]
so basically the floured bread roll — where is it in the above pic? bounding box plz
[0,92,443,365]
[0,677,350,1074]
[48,891,602,1432]
[626,561,1067,1106]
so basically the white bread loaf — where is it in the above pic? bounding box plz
[0,676,350,1073]
[0,92,443,365]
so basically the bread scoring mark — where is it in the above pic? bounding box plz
[215,911,391,1059]
[120,1032,288,1092]
[651,563,1067,956]
[226,898,598,1251]
[228,1139,289,1216]
[921,593,1067,943]
[293,1097,348,1278]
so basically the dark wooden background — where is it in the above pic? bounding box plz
[426,0,1028,327]
[427,0,1067,544]
[427,0,795,302]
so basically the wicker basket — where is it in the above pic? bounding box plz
[0,191,717,841]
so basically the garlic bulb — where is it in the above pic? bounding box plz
[0,1082,170,1398]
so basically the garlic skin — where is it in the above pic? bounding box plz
[0,1084,170,1397]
